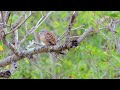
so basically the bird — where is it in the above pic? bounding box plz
[39,29,65,58]
[39,29,57,46]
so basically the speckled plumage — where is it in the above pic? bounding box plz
[39,29,57,46]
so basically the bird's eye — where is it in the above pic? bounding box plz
[41,30,46,32]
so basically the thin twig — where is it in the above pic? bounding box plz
[33,41,43,46]
[50,52,64,62]
[11,11,26,29]
[41,11,44,17]
[25,12,28,33]
[71,25,85,30]
[20,11,53,44]
[30,11,53,34]
[57,24,84,42]
[57,31,66,42]
[29,57,53,77]
[6,11,35,35]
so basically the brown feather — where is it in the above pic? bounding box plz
[39,29,57,46]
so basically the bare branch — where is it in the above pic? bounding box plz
[97,16,110,25]
[0,22,4,40]
[0,11,110,78]
[57,24,84,42]
[25,13,28,33]
[77,27,95,43]
[29,11,53,34]
[1,11,5,24]
[20,11,53,44]
[6,11,35,35]
[0,24,20,56]
[65,11,78,43]
[10,26,19,73]
[0,11,11,25]
[41,11,44,17]
[106,18,119,33]
[57,31,66,42]
[9,43,20,56]
[0,26,95,67]
[11,11,26,29]
[71,25,85,31]
[0,46,48,67]
[4,11,11,24]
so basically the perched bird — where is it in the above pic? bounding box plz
[39,29,65,57]
[39,29,57,46]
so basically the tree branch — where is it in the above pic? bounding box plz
[11,11,26,29]
[0,24,20,56]
[65,11,78,43]
[0,12,109,78]
[0,26,95,67]
[20,11,53,44]
[77,27,95,43]
[4,11,11,24]
[1,11,5,24]
[6,11,35,35]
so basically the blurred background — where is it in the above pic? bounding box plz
[1,11,120,79]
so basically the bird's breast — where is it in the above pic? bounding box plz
[40,35,48,45]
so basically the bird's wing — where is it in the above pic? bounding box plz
[45,32,56,45]
[39,34,48,45]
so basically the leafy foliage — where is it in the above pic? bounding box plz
[1,11,120,79]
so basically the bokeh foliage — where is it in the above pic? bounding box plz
[1,11,120,79]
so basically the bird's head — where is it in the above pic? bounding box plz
[39,29,47,35]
